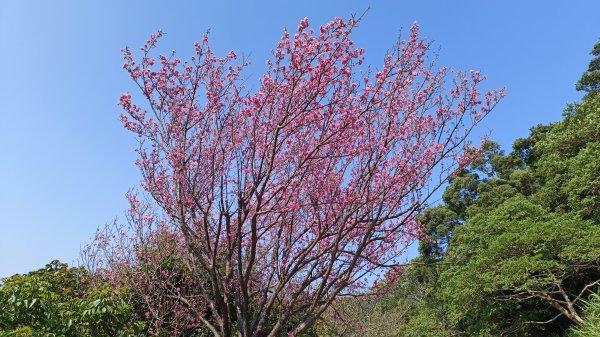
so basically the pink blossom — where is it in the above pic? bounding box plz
[88,17,503,337]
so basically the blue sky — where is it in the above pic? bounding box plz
[0,1,599,277]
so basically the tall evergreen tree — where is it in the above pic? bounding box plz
[576,40,600,93]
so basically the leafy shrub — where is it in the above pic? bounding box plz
[0,261,145,336]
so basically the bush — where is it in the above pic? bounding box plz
[0,261,145,336]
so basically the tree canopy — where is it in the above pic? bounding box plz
[577,40,600,93]
[85,16,503,337]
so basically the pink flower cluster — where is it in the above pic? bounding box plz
[94,17,503,337]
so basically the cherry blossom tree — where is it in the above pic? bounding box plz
[87,17,503,337]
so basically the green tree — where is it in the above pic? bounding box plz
[576,40,600,93]
[0,261,145,337]
[437,93,600,336]
[533,95,600,222]
[441,196,600,331]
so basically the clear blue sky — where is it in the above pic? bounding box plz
[1,1,599,277]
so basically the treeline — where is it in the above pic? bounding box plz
[320,40,600,337]
[1,40,599,337]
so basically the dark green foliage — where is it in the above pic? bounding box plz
[0,261,145,337]
[533,96,600,222]
[441,195,600,335]
[576,40,600,93]
[417,206,460,261]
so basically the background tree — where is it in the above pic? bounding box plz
[89,16,503,337]
[576,39,600,93]
[375,73,600,336]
